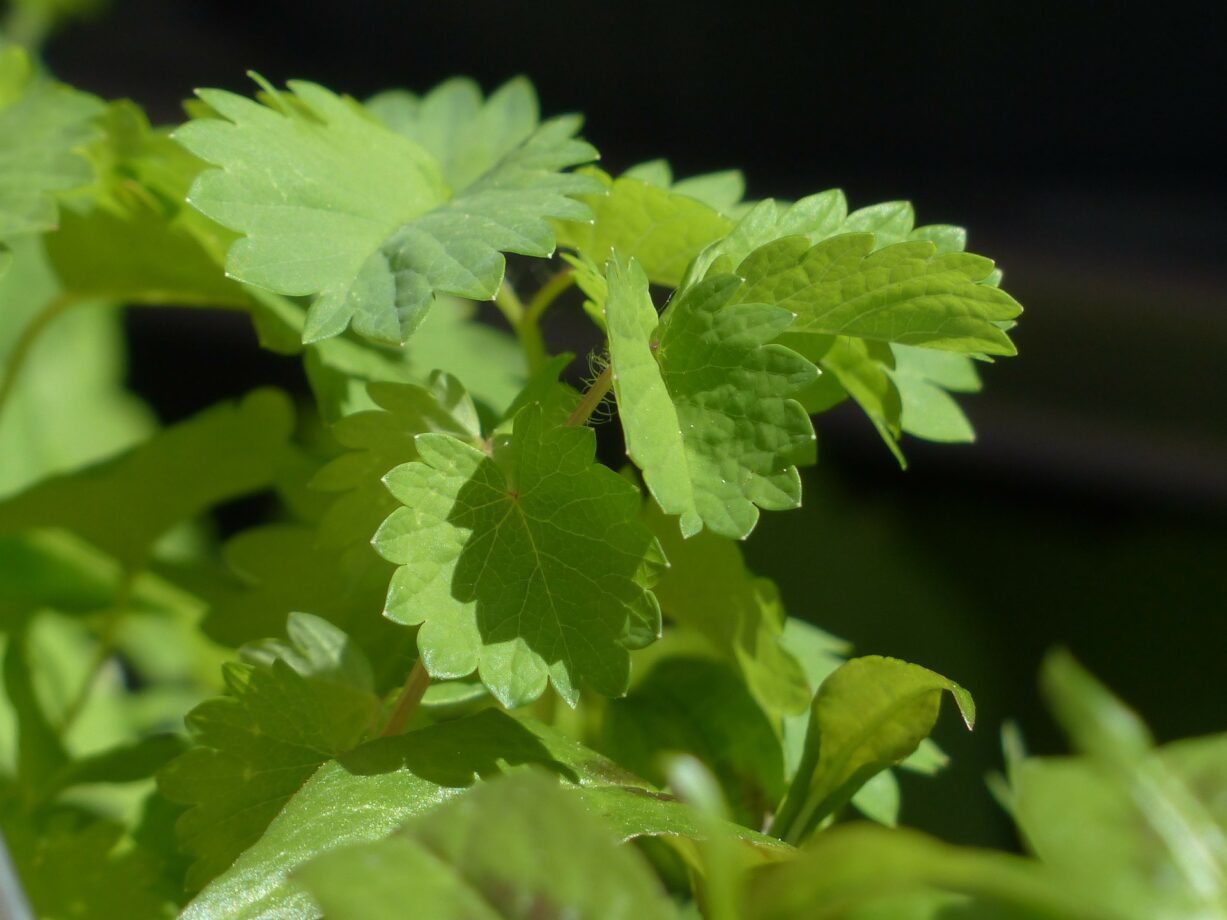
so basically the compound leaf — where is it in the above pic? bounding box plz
[733,233,1020,355]
[605,255,816,540]
[298,772,679,920]
[374,405,664,707]
[176,77,601,345]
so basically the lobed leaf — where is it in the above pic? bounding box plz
[176,77,601,345]
[605,255,816,540]
[374,405,664,707]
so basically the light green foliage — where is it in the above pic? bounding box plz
[603,657,785,828]
[605,256,816,539]
[772,656,975,844]
[158,613,382,892]
[374,406,664,707]
[733,233,1019,354]
[0,389,294,568]
[0,238,152,499]
[0,46,101,258]
[889,344,982,443]
[623,158,747,213]
[644,500,811,716]
[1003,652,1227,920]
[177,77,601,345]
[746,823,1095,920]
[313,373,482,559]
[298,772,679,920]
[557,169,735,287]
[179,707,784,918]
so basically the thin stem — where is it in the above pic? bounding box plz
[380,658,431,737]
[565,364,613,428]
[58,572,135,736]
[0,293,79,416]
[524,268,575,326]
[495,281,549,373]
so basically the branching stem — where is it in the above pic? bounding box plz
[565,364,613,428]
[494,269,575,374]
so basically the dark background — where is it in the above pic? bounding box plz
[38,1,1227,847]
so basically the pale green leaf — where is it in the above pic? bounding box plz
[297,772,679,920]
[367,76,539,192]
[0,389,294,568]
[0,46,101,244]
[772,656,975,844]
[888,344,982,443]
[176,78,601,345]
[605,256,816,540]
[644,500,811,716]
[158,613,382,892]
[733,233,1020,354]
[747,823,1101,920]
[374,405,664,706]
[556,170,734,288]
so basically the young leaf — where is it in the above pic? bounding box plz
[0,47,101,258]
[178,708,785,919]
[605,256,816,540]
[622,158,747,213]
[158,613,382,892]
[771,656,975,844]
[644,501,811,716]
[374,405,664,707]
[557,169,735,287]
[297,772,679,920]
[176,77,601,345]
[732,233,1020,355]
[888,344,982,444]
[0,389,294,569]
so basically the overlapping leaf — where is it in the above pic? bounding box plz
[605,255,816,539]
[732,233,1020,354]
[298,772,679,920]
[374,405,664,707]
[623,158,747,214]
[176,77,602,345]
[158,613,382,892]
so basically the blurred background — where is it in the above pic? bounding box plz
[21,0,1227,848]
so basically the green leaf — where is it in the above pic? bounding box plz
[3,624,68,803]
[605,256,816,540]
[772,656,975,844]
[644,500,811,716]
[0,46,101,249]
[158,613,382,892]
[374,405,664,707]
[0,389,295,569]
[1004,652,1227,920]
[176,77,601,345]
[622,158,747,214]
[603,657,785,828]
[178,707,785,918]
[366,76,539,192]
[297,772,679,920]
[557,170,735,287]
[733,233,1020,355]
[888,344,982,444]
[312,373,482,558]
[746,822,1100,920]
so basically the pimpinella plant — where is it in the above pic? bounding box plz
[4,17,1225,920]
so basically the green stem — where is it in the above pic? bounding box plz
[58,572,136,736]
[565,364,613,428]
[524,268,575,326]
[380,658,431,737]
[0,292,79,418]
[495,270,575,374]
